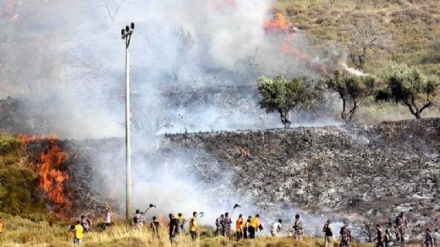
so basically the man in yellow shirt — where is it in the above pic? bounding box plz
[71,220,84,245]
[249,214,260,239]
[189,211,199,241]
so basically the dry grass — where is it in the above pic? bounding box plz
[0,214,380,247]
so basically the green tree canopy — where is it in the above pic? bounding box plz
[257,75,322,127]
[324,71,378,123]
[377,64,439,119]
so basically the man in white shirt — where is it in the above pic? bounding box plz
[271,219,282,237]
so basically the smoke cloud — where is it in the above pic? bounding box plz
[1,0,343,234]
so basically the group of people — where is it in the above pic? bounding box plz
[67,205,439,247]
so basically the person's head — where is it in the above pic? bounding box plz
[400,212,404,216]
[435,228,439,233]
[278,219,282,223]
[81,215,85,219]
[295,214,300,219]
[256,214,260,218]
[344,221,348,226]
[225,212,229,217]
[76,220,81,224]
[220,214,224,218]
[193,211,197,217]
[239,214,243,218]
[178,213,182,217]
[426,228,431,233]
[169,213,174,219]
[136,209,140,214]
[376,224,380,228]
[153,216,157,220]
[326,219,330,224]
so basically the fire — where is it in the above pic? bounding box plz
[264,12,288,34]
[18,134,71,211]
[264,12,327,75]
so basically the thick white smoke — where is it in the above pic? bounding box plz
[1,0,344,234]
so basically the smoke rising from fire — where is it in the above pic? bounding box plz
[1,0,343,233]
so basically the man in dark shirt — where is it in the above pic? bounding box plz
[169,213,179,244]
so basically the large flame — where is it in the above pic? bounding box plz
[264,12,288,34]
[19,134,71,210]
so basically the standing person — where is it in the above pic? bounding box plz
[235,214,244,241]
[293,214,303,241]
[374,224,384,247]
[189,211,199,241]
[80,215,91,233]
[425,228,434,247]
[395,212,408,243]
[168,213,179,245]
[270,219,282,237]
[323,219,333,247]
[150,216,161,240]
[133,209,144,228]
[103,205,112,229]
[215,214,224,236]
[71,220,84,245]
[249,214,260,239]
[222,212,232,237]
[384,229,392,247]
[0,216,4,236]
[339,222,352,247]
[243,216,251,239]
[177,213,186,232]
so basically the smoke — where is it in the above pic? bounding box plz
[1,0,347,233]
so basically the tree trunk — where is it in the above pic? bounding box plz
[279,109,291,128]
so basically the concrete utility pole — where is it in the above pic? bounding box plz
[121,22,135,220]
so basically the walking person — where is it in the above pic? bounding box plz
[374,224,384,247]
[235,214,244,241]
[103,205,112,229]
[168,213,179,245]
[177,213,186,232]
[189,211,199,241]
[384,229,392,247]
[293,214,303,241]
[395,212,408,243]
[222,212,232,237]
[243,216,251,239]
[425,228,434,247]
[323,219,333,247]
[339,222,352,247]
[215,214,224,236]
[249,214,260,239]
[270,219,282,237]
[150,216,161,240]
[71,220,84,245]
[80,215,91,233]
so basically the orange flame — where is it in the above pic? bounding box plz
[39,137,70,208]
[19,134,71,210]
[264,13,288,34]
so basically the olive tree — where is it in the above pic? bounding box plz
[378,65,439,119]
[324,71,378,123]
[257,75,322,128]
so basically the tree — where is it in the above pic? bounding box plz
[377,65,439,119]
[257,75,322,128]
[324,71,378,123]
[346,14,390,70]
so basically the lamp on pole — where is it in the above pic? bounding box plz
[121,22,135,220]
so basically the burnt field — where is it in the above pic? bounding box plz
[21,117,440,239]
